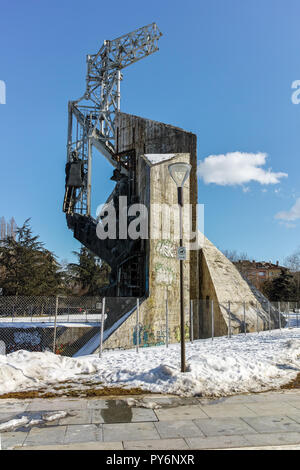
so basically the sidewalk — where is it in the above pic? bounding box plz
[1,389,300,450]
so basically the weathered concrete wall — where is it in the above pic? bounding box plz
[199,234,283,337]
[103,152,193,350]
[101,113,199,351]
[116,112,198,300]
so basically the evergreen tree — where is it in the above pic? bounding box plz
[0,219,62,295]
[266,269,296,301]
[67,247,110,295]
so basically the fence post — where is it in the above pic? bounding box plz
[211,299,214,341]
[136,298,139,353]
[190,299,194,344]
[243,301,246,335]
[99,297,106,358]
[165,288,169,348]
[53,295,58,354]
[228,301,231,338]
[288,302,290,328]
[278,301,281,331]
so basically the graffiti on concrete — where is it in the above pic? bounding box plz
[155,240,177,258]
[173,323,190,342]
[14,331,41,346]
[133,324,169,348]
[154,263,174,285]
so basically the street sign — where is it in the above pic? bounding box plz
[177,246,186,260]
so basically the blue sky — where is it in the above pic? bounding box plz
[0,0,299,264]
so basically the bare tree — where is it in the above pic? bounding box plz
[284,248,300,300]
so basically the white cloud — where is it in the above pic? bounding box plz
[275,198,300,222]
[197,152,288,186]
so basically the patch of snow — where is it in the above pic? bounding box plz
[43,411,67,422]
[0,329,300,397]
[143,154,176,166]
[0,416,29,432]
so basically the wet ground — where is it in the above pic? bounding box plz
[1,390,300,449]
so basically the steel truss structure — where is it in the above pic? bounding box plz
[63,23,162,217]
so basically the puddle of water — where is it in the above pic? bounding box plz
[100,400,133,423]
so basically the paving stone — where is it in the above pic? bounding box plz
[103,422,160,442]
[16,441,124,450]
[185,434,251,449]
[244,402,299,416]
[154,420,205,439]
[1,431,28,450]
[23,425,67,446]
[142,397,199,408]
[142,397,176,406]
[281,398,300,410]
[124,438,189,450]
[199,404,257,418]
[154,405,209,421]
[64,424,102,444]
[27,399,86,411]
[287,412,300,424]
[194,417,257,437]
[0,412,20,423]
[59,410,92,425]
[242,415,300,433]
[0,401,29,413]
[87,399,110,409]
[243,432,300,447]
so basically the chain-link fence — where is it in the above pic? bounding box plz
[0,296,136,357]
[0,296,298,357]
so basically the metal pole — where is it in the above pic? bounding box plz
[211,299,214,341]
[278,301,281,331]
[136,298,139,353]
[99,297,105,358]
[288,302,290,328]
[178,187,186,373]
[116,70,121,111]
[256,302,259,333]
[166,288,169,348]
[53,295,58,354]
[243,301,246,335]
[190,299,194,343]
[87,137,92,216]
[228,301,231,338]
[268,301,271,332]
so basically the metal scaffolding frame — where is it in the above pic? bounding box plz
[64,23,162,217]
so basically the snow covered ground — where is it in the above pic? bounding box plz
[0,328,300,398]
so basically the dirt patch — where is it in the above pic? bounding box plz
[281,373,300,390]
[0,386,150,400]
